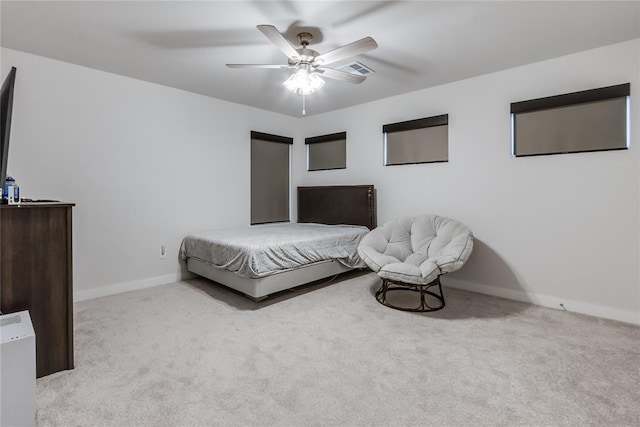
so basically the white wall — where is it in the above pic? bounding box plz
[294,39,640,324]
[1,48,299,301]
[3,40,638,324]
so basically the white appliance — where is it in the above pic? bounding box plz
[1,310,36,427]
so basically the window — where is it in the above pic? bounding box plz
[383,114,448,166]
[250,131,292,224]
[305,132,347,171]
[511,83,630,157]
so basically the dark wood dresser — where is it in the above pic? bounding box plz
[1,202,74,377]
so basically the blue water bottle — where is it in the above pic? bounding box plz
[2,176,15,200]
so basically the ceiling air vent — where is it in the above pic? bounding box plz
[337,61,375,76]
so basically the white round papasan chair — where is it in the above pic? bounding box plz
[357,215,473,312]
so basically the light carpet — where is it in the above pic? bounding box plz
[37,271,640,426]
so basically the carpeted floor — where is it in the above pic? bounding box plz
[36,271,640,426]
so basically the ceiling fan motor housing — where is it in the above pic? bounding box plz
[297,32,313,46]
[286,32,318,67]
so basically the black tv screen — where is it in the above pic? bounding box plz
[1,66,17,188]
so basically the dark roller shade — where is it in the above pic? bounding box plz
[384,125,448,165]
[513,97,628,156]
[383,115,448,166]
[251,134,291,224]
[511,84,629,157]
[307,137,346,170]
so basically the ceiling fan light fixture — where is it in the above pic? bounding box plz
[283,67,325,95]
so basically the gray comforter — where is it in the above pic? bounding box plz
[180,223,369,278]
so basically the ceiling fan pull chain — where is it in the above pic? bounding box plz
[302,94,306,116]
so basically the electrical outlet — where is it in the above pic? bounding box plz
[160,243,167,259]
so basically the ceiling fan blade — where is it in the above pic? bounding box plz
[226,64,293,69]
[257,24,301,61]
[312,37,378,66]
[317,67,367,84]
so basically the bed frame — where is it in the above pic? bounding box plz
[187,185,376,300]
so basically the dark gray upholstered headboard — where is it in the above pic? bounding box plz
[297,185,376,230]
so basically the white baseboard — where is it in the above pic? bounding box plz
[443,277,640,326]
[73,272,196,302]
[74,272,639,325]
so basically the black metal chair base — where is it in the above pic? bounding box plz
[375,276,445,312]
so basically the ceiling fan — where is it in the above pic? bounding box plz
[226,25,378,96]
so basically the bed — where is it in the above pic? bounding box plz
[180,185,376,300]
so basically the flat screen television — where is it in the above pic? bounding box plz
[1,66,17,195]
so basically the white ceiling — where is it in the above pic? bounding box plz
[1,1,639,117]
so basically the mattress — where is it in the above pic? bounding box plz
[180,222,369,279]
